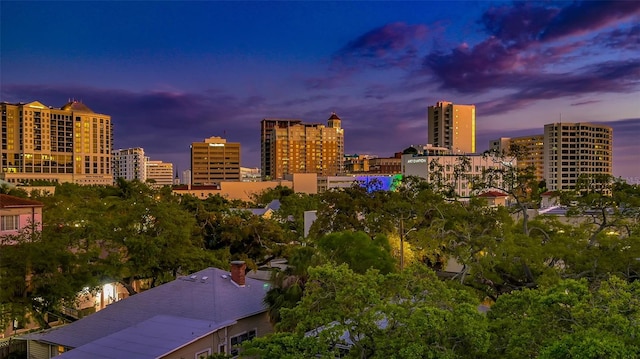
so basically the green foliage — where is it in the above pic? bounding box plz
[275,264,489,359]
[0,225,97,329]
[316,231,395,274]
[488,276,640,358]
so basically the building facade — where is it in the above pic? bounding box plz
[402,152,508,198]
[191,136,241,185]
[1,101,113,185]
[543,122,613,191]
[112,147,147,182]
[260,113,344,180]
[145,160,174,187]
[428,101,476,154]
[489,135,545,182]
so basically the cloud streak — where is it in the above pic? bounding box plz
[332,22,428,70]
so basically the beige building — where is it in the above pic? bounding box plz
[112,147,146,182]
[191,136,241,185]
[428,101,476,154]
[1,101,113,185]
[173,173,318,201]
[146,160,174,187]
[543,122,612,191]
[261,113,345,180]
[489,135,545,182]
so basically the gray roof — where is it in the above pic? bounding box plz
[25,267,269,350]
[58,315,235,359]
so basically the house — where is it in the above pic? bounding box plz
[477,190,509,207]
[0,193,44,242]
[244,199,281,219]
[21,262,273,359]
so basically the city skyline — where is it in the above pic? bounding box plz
[2,1,639,181]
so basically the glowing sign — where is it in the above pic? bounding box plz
[407,158,427,163]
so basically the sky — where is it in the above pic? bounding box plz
[1,1,639,182]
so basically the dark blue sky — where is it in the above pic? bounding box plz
[1,1,639,180]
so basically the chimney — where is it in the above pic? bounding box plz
[230,261,246,287]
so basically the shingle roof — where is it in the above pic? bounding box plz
[0,194,44,208]
[58,315,236,359]
[24,267,269,349]
[477,190,508,198]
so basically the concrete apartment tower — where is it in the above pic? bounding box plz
[190,136,241,185]
[428,101,476,154]
[113,147,147,182]
[260,113,345,180]
[543,122,612,191]
[1,100,113,185]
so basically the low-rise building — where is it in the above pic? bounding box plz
[0,194,43,242]
[22,263,272,359]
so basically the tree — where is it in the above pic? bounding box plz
[0,224,97,329]
[316,231,395,275]
[270,264,489,359]
[487,276,640,358]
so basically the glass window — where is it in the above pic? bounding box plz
[1,215,19,231]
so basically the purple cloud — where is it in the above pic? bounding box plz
[480,2,559,47]
[540,1,640,41]
[595,24,640,50]
[333,22,428,70]
[424,37,537,93]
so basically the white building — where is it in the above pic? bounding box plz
[181,169,191,186]
[112,148,146,182]
[543,122,612,191]
[402,152,510,198]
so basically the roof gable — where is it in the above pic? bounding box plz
[0,194,44,208]
[26,267,269,349]
[24,101,49,109]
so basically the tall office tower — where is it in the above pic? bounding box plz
[113,147,147,182]
[489,135,545,182]
[145,160,174,187]
[261,113,345,180]
[544,122,612,191]
[191,136,241,185]
[181,169,191,185]
[1,100,113,185]
[428,101,476,154]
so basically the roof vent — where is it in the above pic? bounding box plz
[190,275,198,281]
[201,276,209,282]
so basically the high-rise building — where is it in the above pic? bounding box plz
[191,136,241,185]
[145,159,174,187]
[489,135,545,182]
[543,122,612,191]
[1,100,113,185]
[260,113,344,180]
[181,169,192,185]
[113,147,146,182]
[428,101,476,154]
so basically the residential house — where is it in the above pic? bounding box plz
[21,262,273,359]
[0,194,43,242]
[1,194,44,339]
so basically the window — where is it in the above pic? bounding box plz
[1,215,19,231]
[230,329,257,356]
[195,348,211,359]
